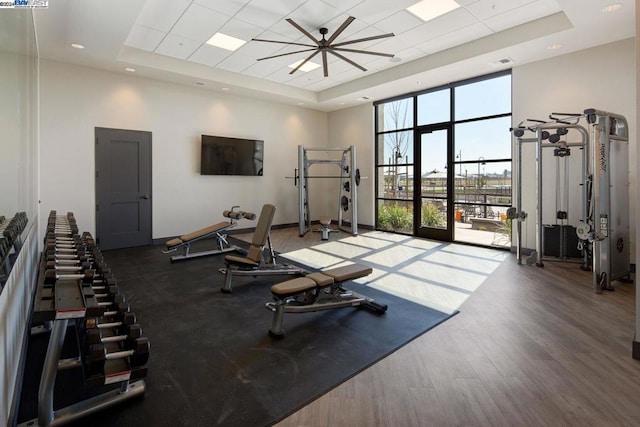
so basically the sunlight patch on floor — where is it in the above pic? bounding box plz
[280,230,510,313]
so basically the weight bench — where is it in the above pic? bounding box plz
[163,206,256,263]
[220,204,307,293]
[265,264,387,336]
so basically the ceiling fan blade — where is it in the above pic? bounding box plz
[332,47,395,58]
[332,32,395,47]
[286,18,320,45]
[328,49,366,72]
[326,16,355,45]
[322,50,328,77]
[252,38,316,48]
[257,48,317,61]
[289,49,321,74]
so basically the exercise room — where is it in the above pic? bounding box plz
[1,0,639,426]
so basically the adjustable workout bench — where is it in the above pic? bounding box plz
[265,264,388,336]
[164,206,256,263]
[220,204,307,293]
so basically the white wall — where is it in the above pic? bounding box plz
[328,103,375,226]
[512,38,636,259]
[39,60,329,239]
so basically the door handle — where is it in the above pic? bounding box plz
[141,195,150,199]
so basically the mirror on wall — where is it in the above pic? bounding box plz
[0,9,38,289]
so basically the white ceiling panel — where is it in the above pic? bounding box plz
[483,0,561,32]
[465,0,540,21]
[170,4,230,42]
[347,0,416,25]
[125,25,166,52]
[134,0,191,32]
[194,0,251,17]
[188,44,233,67]
[416,22,492,54]
[216,52,257,72]
[374,10,424,35]
[155,34,202,60]
[188,44,231,67]
[235,0,305,28]
[286,1,343,30]
[397,7,481,45]
[35,0,636,112]
[321,0,366,14]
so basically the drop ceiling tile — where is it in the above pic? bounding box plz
[216,52,257,72]
[218,18,263,40]
[415,22,492,54]
[483,0,561,32]
[188,44,233,67]
[235,0,303,28]
[155,34,201,60]
[464,0,538,21]
[374,10,424,35]
[125,25,165,52]
[134,0,191,32]
[397,7,480,44]
[171,3,230,42]
[321,0,365,14]
[243,58,288,78]
[346,0,417,25]
[194,0,251,17]
[286,1,343,30]
[456,0,481,5]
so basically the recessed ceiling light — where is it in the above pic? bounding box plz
[389,57,402,63]
[288,59,321,73]
[416,81,422,85]
[70,43,84,49]
[356,96,372,101]
[206,32,246,51]
[194,81,205,86]
[297,102,304,106]
[407,0,460,22]
[221,87,230,91]
[547,44,562,50]
[124,67,136,72]
[601,3,622,13]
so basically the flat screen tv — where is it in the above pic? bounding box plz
[200,135,263,176]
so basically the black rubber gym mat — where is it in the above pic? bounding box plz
[18,238,457,427]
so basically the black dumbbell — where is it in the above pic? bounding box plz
[85,311,136,331]
[85,323,143,346]
[86,336,150,374]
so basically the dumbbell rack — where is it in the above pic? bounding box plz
[20,211,147,427]
[1,211,28,288]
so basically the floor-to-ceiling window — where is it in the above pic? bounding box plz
[375,71,512,248]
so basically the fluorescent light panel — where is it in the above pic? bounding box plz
[288,59,321,72]
[407,0,460,22]
[206,32,246,51]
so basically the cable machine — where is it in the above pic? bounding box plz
[295,145,359,237]
[509,109,632,293]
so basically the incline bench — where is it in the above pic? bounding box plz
[163,207,255,263]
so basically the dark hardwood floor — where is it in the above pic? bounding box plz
[235,227,640,426]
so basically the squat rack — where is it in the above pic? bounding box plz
[295,145,359,237]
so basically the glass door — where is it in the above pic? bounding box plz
[416,127,452,241]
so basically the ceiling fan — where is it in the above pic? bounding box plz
[251,16,395,77]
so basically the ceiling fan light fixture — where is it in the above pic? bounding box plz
[407,0,460,22]
[288,59,321,73]
[206,32,246,51]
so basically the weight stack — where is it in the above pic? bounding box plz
[543,224,582,259]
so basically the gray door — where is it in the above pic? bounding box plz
[95,127,152,250]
